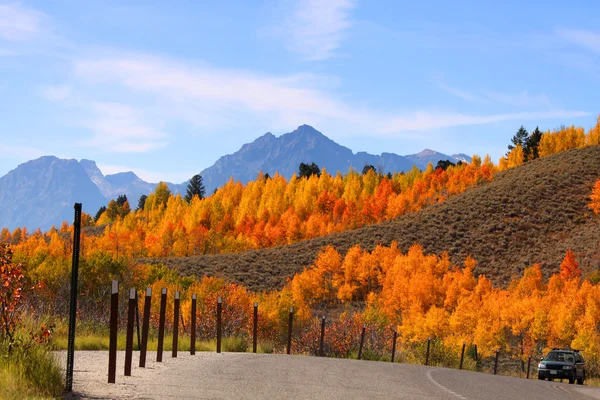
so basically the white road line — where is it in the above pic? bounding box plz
[426,369,468,400]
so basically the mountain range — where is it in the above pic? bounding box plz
[0,125,469,230]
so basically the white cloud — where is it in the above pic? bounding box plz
[0,3,45,41]
[80,102,168,153]
[437,81,553,108]
[380,110,590,134]
[40,85,71,101]
[54,53,589,145]
[284,0,357,61]
[557,28,600,54]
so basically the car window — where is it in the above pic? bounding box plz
[546,352,571,361]
[565,354,574,362]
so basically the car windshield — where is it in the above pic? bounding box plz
[546,352,574,362]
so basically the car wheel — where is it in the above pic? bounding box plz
[538,375,544,380]
[577,372,585,385]
[569,372,575,384]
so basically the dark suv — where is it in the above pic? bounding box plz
[537,349,585,384]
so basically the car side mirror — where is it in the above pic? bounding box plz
[540,357,544,360]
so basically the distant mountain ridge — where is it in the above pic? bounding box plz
[0,125,469,230]
[198,125,470,191]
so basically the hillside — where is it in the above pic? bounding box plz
[146,145,600,291]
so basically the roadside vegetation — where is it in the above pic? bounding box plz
[0,245,63,399]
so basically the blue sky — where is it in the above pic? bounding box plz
[0,0,598,183]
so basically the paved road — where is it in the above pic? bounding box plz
[61,351,600,399]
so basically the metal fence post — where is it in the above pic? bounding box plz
[319,316,326,357]
[108,280,119,383]
[139,287,151,368]
[216,297,222,353]
[357,324,366,360]
[253,302,258,353]
[124,288,136,376]
[65,203,82,392]
[191,294,197,355]
[425,337,431,366]
[157,288,167,362]
[287,307,294,355]
[391,331,397,363]
[172,291,180,358]
[459,342,466,370]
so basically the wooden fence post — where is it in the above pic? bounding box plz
[190,294,196,355]
[172,291,180,358]
[391,331,398,363]
[494,349,500,375]
[357,324,366,360]
[459,342,466,370]
[425,337,431,366]
[216,297,222,353]
[286,307,294,355]
[108,280,119,383]
[156,288,167,362]
[124,288,136,376]
[319,316,326,357]
[139,287,151,368]
[253,302,258,353]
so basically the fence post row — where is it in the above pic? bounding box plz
[65,203,82,392]
[108,280,119,384]
[124,288,136,376]
[287,307,294,355]
[425,337,431,366]
[459,342,466,370]
[157,288,167,362]
[391,331,397,363]
[216,297,222,353]
[494,349,500,375]
[172,291,180,358]
[357,324,366,360]
[139,288,152,368]
[253,302,258,354]
[191,294,197,355]
[319,316,326,357]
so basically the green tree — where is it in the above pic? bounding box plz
[524,126,542,161]
[508,126,529,153]
[137,195,147,211]
[299,162,321,178]
[94,206,107,222]
[435,160,455,171]
[185,174,206,203]
[116,194,128,207]
[362,165,376,175]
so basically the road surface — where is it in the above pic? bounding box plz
[60,351,600,399]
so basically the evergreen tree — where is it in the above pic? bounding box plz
[435,159,456,171]
[185,174,206,203]
[508,126,529,152]
[524,126,543,161]
[299,162,321,178]
[362,165,376,175]
[137,195,147,211]
[94,206,107,222]
[116,194,128,207]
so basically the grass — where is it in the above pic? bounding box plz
[145,145,600,290]
[52,330,251,353]
[0,343,64,400]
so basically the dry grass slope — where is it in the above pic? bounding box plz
[143,146,600,291]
